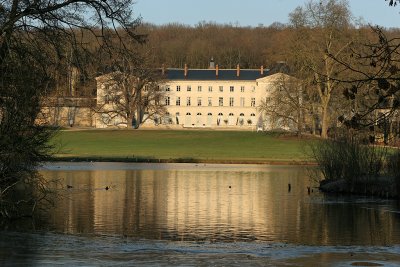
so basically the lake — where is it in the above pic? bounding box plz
[1,162,400,266]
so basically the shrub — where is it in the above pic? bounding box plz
[309,134,387,184]
[387,150,400,192]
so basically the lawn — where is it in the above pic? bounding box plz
[52,129,313,163]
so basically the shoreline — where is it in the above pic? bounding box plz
[319,178,399,199]
[50,156,317,166]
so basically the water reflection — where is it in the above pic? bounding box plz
[40,163,400,246]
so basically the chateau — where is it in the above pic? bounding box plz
[95,61,289,130]
[38,61,291,130]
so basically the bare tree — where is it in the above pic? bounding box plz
[95,51,167,128]
[387,0,400,6]
[0,0,143,218]
[326,27,400,144]
[288,0,354,138]
[259,74,307,135]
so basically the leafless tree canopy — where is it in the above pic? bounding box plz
[0,0,143,218]
[387,0,400,6]
[96,52,167,128]
[259,74,306,135]
[286,0,355,138]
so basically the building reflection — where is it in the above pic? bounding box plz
[42,167,400,245]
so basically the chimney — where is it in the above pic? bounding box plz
[184,64,188,78]
[260,65,264,75]
[236,64,240,77]
[216,64,219,78]
[209,57,215,69]
[161,64,165,76]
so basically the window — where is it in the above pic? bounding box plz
[229,97,234,107]
[229,113,234,116]
[250,113,256,117]
[143,96,149,106]
[176,112,180,116]
[104,95,110,104]
[208,113,212,116]
[197,113,202,116]
[176,85,181,92]
[198,85,202,92]
[230,86,234,92]
[208,86,213,92]
[219,86,223,92]
[219,97,223,106]
[240,113,245,116]
[240,97,245,107]
[197,97,202,106]
[240,86,245,92]
[186,112,191,115]
[187,97,191,106]
[187,85,191,92]
[165,96,170,106]
[176,97,181,106]
[218,113,223,116]
[208,97,212,106]
[251,86,255,92]
[251,97,256,107]
[166,86,170,92]
[144,85,149,92]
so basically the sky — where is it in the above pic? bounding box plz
[134,0,400,28]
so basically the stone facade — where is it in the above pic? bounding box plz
[37,97,96,127]
[95,65,291,130]
[40,65,294,130]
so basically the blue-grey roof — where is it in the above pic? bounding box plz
[163,68,270,81]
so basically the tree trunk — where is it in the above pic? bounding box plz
[297,108,303,136]
[127,112,135,129]
[321,104,329,139]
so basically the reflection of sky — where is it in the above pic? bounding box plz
[41,164,400,246]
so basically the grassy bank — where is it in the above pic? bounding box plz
[51,129,313,164]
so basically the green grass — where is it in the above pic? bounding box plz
[51,129,313,163]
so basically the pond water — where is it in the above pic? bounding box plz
[1,162,400,266]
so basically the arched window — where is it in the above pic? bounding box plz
[186,112,191,115]
[197,113,202,116]
[240,113,244,116]
[229,113,234,116]
[218,113,223,116]
[208,113,212,116]
[250,113,255,117]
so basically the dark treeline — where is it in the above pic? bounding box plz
[139,22,292,69]
[138,22,400,69]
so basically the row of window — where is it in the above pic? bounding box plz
[166,97,256,107]
[167,85,256,93]
[165,112,256,117]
